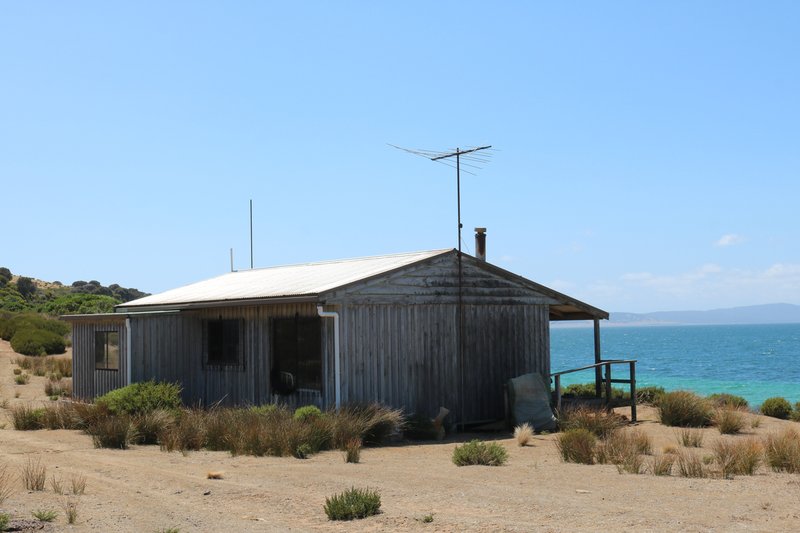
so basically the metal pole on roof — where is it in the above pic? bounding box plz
[390,143,493,429]
[250,199,254,269]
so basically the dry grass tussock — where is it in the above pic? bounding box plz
[558,406,626,438]
[595,429,651,474]
[14,356,72,378]
[556,429,596,465]
[713,408,746,435]
[712,438,763,478]
[763,428,800,473]
[22,456,46,491]
[675,450,707,478]
[676,428,704,448]
[658,391,713,427]
[0,464,13,505]
[514,423,534,447]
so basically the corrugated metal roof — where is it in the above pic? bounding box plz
[119,249,451,309]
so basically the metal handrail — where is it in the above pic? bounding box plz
[551,359,638,422]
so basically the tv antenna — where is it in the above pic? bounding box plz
[390,143,493,429]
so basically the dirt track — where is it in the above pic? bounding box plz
[2,339,800,532]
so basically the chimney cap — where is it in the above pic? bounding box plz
[475,227,487,233]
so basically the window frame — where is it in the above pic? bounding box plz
[271,316,322,394]
[94,330,120,371]
[203,318,244,369]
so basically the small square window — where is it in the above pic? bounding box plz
[206,319,241,366]
[95,331,119,370]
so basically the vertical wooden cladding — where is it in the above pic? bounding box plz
[70,318,127,400]
[129,303,319,407]
[337,303,547,423]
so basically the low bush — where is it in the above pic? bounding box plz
[760,397,793,420]
[86,414,136,449]
[562,382,628,400]
[14,373,30,385]
[10,327,66,356]
[32,509,58,522]
[792,403,800,422]
[44,377,72,398]
[452,439,508,466]
[294,405,323,423]
[657,391,713,427]
[95,381,182,415]
[11,404,45,430]
[763,429,800,473]
[712,438,762,478]
[708,393,748,409]
[514,423,534,447]
[0,512,8,531]
[714,408,745,435]
[324,487,381,521]
[555,429,596,465]
[558,406,626,438]
[0,313,69,342]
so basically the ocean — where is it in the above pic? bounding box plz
[550,323,800,407]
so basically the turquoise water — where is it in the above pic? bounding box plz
[550,323,800,407]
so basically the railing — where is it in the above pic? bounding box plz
[551,359,638,422]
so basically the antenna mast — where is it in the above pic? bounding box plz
[390,143,493,429]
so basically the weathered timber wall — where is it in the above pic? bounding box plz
[129,303,324,407]
[71,318,128,400]
[336,303,549,423]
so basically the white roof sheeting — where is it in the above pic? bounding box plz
[119,249,451,309]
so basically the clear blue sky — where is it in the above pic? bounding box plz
[1,2,798,313]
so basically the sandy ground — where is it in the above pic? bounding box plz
[1,339,800,532]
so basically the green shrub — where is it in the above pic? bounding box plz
[657,391,713,427]
[11,404,45,430]
[452,439,508,466]
[0,512,9,531]
[294,405,323,423]
[562,382,628,400]
[42,293,119,315]
[555,429,596,465]
[95,381,182,415]
[249,404,278,415]
[760,397,793,420]
[558,406,625,438]
[32,509,58,522]
[14,373,30,385]
[708,393,748,409]
[324,487,381,521]
[10,327,66,356]
[0,313,69,341]
[792,403,800,422]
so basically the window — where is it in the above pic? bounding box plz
[205,319,242,366]
[271,317,321,394]
[95,331,119,370]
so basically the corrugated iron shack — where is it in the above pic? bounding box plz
[64,248,607,424]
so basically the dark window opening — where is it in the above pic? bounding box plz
[272,317,321,394]
[95,331,119,370]
[206,319,241,366]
